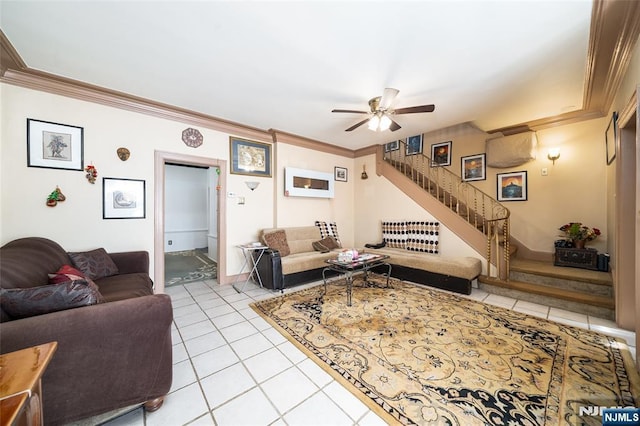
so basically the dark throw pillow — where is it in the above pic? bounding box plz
[312,241,330,253]
[0,279,104,320]
[68,248,119,280]
[313,236,340,253]
[262,230,291,257]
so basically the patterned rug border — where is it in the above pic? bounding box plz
[250,276,640,425]
[250,280,400,424]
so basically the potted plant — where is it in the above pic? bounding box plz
[558,222,601,249]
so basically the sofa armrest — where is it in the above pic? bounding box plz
[0,294,173,425]
[109,250,149,274]
[254,248,283,290]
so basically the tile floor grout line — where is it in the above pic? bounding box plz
[108,278,636,426]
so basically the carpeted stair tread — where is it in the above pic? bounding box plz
[510,258,612,286]
[479,275,614,309]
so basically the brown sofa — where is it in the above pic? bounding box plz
[0,237,173,425]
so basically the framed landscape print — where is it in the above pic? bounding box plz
[230,137,272,177]
[103,178,146,219]
[461,153,486,182]
[405,135,423,155]
[27,118,84,171]
[431,141,452,167]
[497,171,527,201]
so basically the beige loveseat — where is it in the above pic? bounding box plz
[256,223,482,294]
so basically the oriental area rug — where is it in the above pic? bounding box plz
[250,276,640,425]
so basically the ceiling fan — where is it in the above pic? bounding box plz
[331,88,435,132]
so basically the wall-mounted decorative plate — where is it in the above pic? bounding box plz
[182,128,203,148]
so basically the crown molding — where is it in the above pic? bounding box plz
[269,129,354,158]
[1,0,636,149]
[0,29,26,76]
[353,145,378,158]
[488,0,640,136]
[0,33,273,144]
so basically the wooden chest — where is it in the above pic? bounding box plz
[554,247,599,270]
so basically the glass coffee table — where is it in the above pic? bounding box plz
[322,253,392,306]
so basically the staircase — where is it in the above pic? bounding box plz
[377,142,615,319]
[479,259,614,320]
[378,141,510,280]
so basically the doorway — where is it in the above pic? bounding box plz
[154,151,227,294]
[164,163,217,287]
[614,89,638,364]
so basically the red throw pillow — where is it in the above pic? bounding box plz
[48,264,86,284]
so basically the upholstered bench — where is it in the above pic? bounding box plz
[366,220,482,294]
[368,247,482,294]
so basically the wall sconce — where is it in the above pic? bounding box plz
[547,148,560,165]
[361,164,368,180]
[245,181,260,191]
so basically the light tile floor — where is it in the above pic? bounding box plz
[103,279,637,426]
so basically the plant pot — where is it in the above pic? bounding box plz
[574,239,586,249]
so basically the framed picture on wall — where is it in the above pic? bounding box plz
[431,141,452,167]
[230,137,272,177]
[334,166,348,182]
[27,118,84,171]
[497,171,527,201]
[406,135,423,155]
[461,153,486,182]
[103,177,146,219]
[384,140,400,152]
[605,111,618,165]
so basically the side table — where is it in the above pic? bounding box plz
[0,341,58,426]
[232,243,269,293]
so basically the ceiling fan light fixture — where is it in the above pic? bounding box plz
[367,114,380,131]
[368,112,392,132]
[379,114,392,131]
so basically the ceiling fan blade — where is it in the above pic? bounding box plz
[389,119,401,132]
[345,118,370,132]
[379,88,399,110]
[332,109,369,114]
[393,104,435,114]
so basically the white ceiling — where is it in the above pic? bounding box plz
[0,1,593,150]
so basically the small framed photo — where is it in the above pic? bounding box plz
[461,153,486,182]
[497,171,527,202]
[230,137,272,177]
[406,135,423,155]
[334,166,348,182]
[384,140,400,152]
[605,111,618,165]
[431,141,452,167]
[103,178,146,219]
[27,118,84,171]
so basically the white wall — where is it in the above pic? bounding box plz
[164,164,209,252]
[0,83,273,282]
[393,120,610,255]
[274,142,355,247]
[354,154,484,267]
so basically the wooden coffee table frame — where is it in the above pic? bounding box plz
[322,255,392,306]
